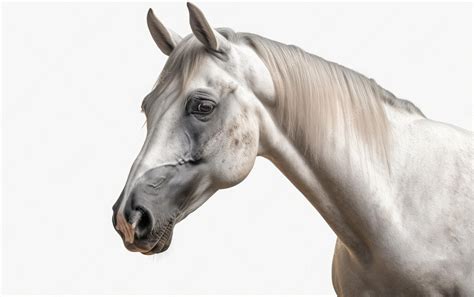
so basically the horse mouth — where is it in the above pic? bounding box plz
[142,222,174,255]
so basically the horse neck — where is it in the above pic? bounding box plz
[260,95,420,260]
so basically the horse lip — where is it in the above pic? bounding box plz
[123,234,167,254]
[124,242,143,252]
[142,235,171,255]
[125,238,161,254]
[141,223,174,255]
[142,240,161,254]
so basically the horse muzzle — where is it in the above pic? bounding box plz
[112,163,200,254]
[112,202,175,254]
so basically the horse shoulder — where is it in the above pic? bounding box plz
[380,117,474,293]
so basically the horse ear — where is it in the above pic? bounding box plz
[147,8,182,56]
[186,2,228,52]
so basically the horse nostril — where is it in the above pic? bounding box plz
[131,206,153,239]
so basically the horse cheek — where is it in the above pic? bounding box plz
[214,115,258,188]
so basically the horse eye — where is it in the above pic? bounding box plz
[189,99,215,115]
[197,102,213,113]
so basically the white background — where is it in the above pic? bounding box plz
[2,2,472,295]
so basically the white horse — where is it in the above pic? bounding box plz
[112,3,473,296]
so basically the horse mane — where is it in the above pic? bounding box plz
[143,28,425,165]
[234,30,425,165]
